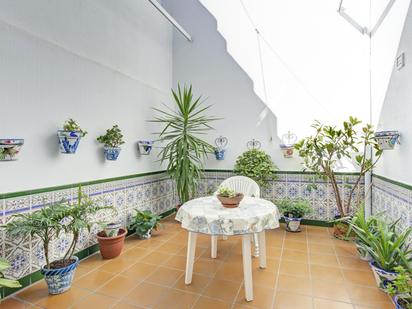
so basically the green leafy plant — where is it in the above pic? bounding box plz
[128,210,162,236]
[151,84,219,204]
[277,199,312,218]
[4,188,109,269]
[233,148,278,189]
[385,266,412,309]
[217,186,237,198]
[350,219,412,273]
[97,125,125,148]
[0,258,22,289]
[294,116,382,217]
[63,118,87,136]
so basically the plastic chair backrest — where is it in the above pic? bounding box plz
[216,176,260,198]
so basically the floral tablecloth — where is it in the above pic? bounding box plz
[175,196,280,235]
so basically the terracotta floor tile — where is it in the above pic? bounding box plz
[157,242,185,254]
[283,239,308,250]
[313,298,353,309]
[312,279,351,302]
[282,249,309,262]
[193,296,232,309]
[273,291,313,309]
[308,235,334,245]
[112,301,144,309]
[15,281,49,304]
[203,278,242,303]
[79,253,108,270]
[120,262,157,281]
[252,269,277,288]
[346,285,391,306]
[193,258,223,276]
[121,246,149,260]
[71,292,118,309]
[343,270,377,287]
[236,285,275,309]
[173,273,212,294]
[279,260,310,277]
[335,245,358,257]
[338,256,371,271]
[252,257,280,273]
[73,269,114,290]
[123,282,169,308]
[139,251,172,265]
[177,246,207,258]
[266,237,284,248]
[145,266,184,287]
[310,253,339,267]
[154,289,199,309]
[267,246,282,259]
[35,286,92,309]
[310,265,344,283]
[284,233,307,244]
[0,298,37,308]
[309,243,336,255]
[277,274,312,295]
[97,275,139,298]
[215,262,244,282]
[97,257,135,273]
[135,237,166,249]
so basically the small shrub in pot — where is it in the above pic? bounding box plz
[277,199,312,232]
[58,118,87,154]
[128,210,162,239]
[384,266,412,309]
[216,186,244,208]
[96,125,125,161]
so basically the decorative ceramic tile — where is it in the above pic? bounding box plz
[4,196,30,216]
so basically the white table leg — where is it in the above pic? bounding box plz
[211,235,218,258]
[242,234,253,301]
[258,231,266,269]
[185,232,197,284]
[253,233,259,257]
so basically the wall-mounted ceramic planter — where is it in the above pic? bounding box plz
[214,149,226,160]
[280,144,295,158]
[104,147,121,161]
[0,139,24,161]
[214,136,228,160]
[57,130,84,154]
[375,131,400,150]
[280,131,297,158]
[137,140,154,155]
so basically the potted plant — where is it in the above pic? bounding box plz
[0,139,24,161]
[234,148,278,190]
[3,187,107,294]
[294,117,383,238]
[96,125,125,160]
[128,210,162,239]
[277,199,312,232]
[375,130,400,150]
[58,119,87,154]
[384,266,412,309]
[216,186,244,208]
[0,258,22,290]
[214,136,228,160]
[151,84,219,206]
[350,219,412,287]
[96,222,127,259]
[137,140,154,155]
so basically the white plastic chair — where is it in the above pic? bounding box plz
[211,176,261,258]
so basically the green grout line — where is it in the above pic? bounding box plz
[372,173,412,191]
[0,208,177,299]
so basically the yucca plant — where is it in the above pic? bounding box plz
[151,84,219,204]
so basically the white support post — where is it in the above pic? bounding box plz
[211,235,218,259]
[258,231,267,269]
[242,234,254,301]
[185,232,197,284]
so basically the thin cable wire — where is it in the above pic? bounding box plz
[238,0,332,115]
[256,29,268,103]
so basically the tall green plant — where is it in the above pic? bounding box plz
[295,117,382,217]
[151,84,219,204]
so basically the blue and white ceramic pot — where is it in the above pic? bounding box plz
[284,216,302,232]
[41,256,79,295]
[394,296,408,309]
[356,244,371,261]
[137,140,154,155]
[214,149,226,160]
[104,147,121,161]
[280,144,294,158]
[375,131,400,150]
[369,260,398,287]
[0,139,24,161]
[137,228,153,240]
[57,130,84,154]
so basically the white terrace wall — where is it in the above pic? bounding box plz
[163,0,301,172]
[0,0,173,193]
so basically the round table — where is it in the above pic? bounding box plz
[175,196,280,301]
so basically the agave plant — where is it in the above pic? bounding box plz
[0,258,21,289]
[151,84,219,204]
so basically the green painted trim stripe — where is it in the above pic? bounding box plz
[204,169,360,176]
[372,173,412,191]
[279,217,333,227]
[0,208,177,299]
[0,170,167,199]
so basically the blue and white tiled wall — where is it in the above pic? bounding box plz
[198,171,364,221]
[372,175,412,234]
[0,172,176,280]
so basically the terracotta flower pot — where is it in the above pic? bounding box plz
[217,193,244,208]
[97,228,127,259]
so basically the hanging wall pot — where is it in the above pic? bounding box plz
[214,136,228,160]
[97,125,125,161]
[279,131,297,158]
[0,139,24,161]
[137,140,154,155]
[57,119,87,154]
[375,131,400,150]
